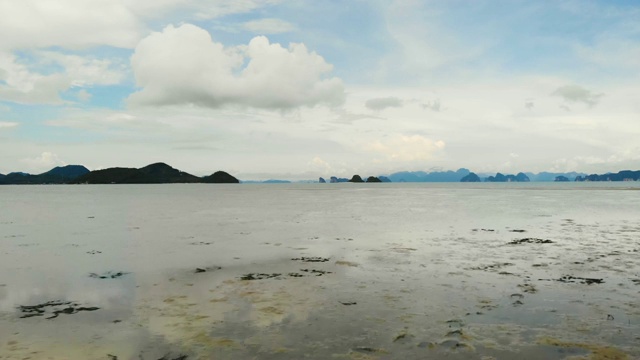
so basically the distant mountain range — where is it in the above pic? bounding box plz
[2,164,639,184]
[0,165,90,184]
[381,169,590,182]
[458,170,640,183]
[386,168,472,182]
[0,163,239,184]
[575,170,640,182]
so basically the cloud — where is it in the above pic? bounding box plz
[309,156,331,172]
[525,99,534,110]
[331,109,384,123]
[377,1,489,83]
[575,39,640,73]
[37,51,125,87]
[0,51,125,104]
[367,134,445,162]
[422,99,441,112]
[551,147,640,173]
[0,0,143,50]
[0,1,284,51]
[129,24,344,109]
[0,121,18,128]
[76,89,92,101]
[551,85,603,107]
[21,152,66,172]
[125,0,283,20]
[242,18,295,34]
[365,97,403,111]
[0,69,69,105]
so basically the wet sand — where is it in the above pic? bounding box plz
[1,183,639,359]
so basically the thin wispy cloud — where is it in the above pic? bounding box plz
[365,97,403,111]
[242,18,295,34]
[0,121,18,128]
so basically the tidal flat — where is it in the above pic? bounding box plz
[1,183,639,359]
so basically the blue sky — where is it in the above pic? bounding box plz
[1,0,639,179]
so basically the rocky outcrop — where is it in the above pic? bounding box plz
[330,176,348,183]
[348,175,364,183]
[319,177,326,183]
[366,176,382,183]
[554,176,570,182]
[202,171,240,183]
[486,173,506,182]
[378,176,391,182]
[460,172,481,182]
[485,172,530,182]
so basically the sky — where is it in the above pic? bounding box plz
[0,0,639,180]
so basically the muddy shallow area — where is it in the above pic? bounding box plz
[1,183,639,359]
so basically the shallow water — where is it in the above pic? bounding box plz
[1,183,639,359]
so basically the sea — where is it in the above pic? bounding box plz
[1,183,639,359]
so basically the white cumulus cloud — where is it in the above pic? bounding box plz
[129,24,344,109]
[367,135,446,162]
[309,156,331,172]
[21,152,66,172]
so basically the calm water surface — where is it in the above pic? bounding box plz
[1,183,639,359]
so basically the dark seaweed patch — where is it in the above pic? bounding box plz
[89,271,129,279]
[194,266,222,274]
[517,283,538,293]
[392,331,414,343]
[240,269,332,280]
[508,238,554,245]
[18,300,99,319]
[300,269,332,276]
[240,273,282,280]
[585,254,607,263]
[540,275,604,285]
[189,241,212,246]
[469,263,514,271]
[291,257,330,262]
[352,347,382,353]
[157,355,188,360]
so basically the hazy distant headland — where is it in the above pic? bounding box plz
[1,164,639,185]
[0,163,240,185]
